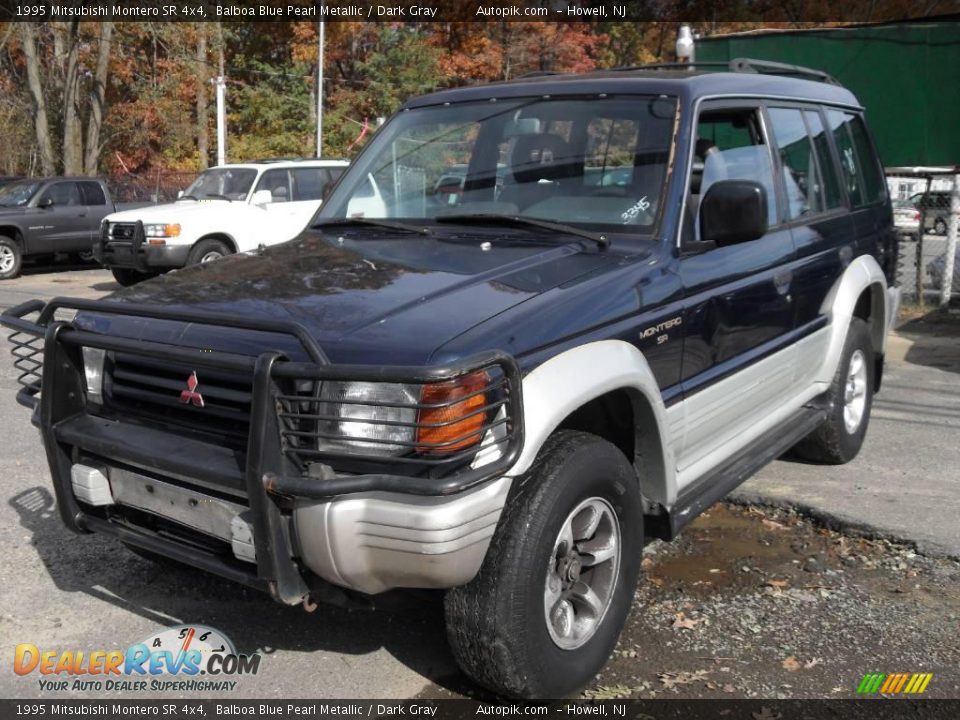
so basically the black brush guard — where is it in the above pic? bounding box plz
[1,297,524,605]
[93,220,151,271]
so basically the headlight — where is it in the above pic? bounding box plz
[143,223,181,238]
[81,347,106,404]
[315,381,418,456]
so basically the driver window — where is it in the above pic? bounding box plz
[255,169,291,203]
[39,182,82,207]
[690,109,778,242]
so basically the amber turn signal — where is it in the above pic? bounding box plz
[416,371,489,455]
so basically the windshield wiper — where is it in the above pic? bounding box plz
[203,193,232,202]
[312,218,431,236]
[178,194,199,201]
[436,214,610,249]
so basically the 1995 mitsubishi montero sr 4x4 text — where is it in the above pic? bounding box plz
[2,60,899,699]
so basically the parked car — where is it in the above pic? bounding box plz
[0,61,898,699]
[910,190,951,235]
[892,198,920,239]
[0,177,150,280]
[95,159,348,286]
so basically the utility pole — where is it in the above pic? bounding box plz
[316,13,325,158]
[215,74,226,166]
[940,172,959,307]
[215,22,226,166]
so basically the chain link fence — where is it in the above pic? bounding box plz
[889,172,959,307]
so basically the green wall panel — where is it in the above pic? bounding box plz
[696,21,960,167]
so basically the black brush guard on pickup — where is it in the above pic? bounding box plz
[1,298,524,605]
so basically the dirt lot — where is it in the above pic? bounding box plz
[420,503,960,700]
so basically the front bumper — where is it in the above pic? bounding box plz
[1,298,523,603]
[94,221,191,270]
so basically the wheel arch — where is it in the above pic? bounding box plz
[194,233,237,254]
[508,340,675,508]
[816,254,890,387]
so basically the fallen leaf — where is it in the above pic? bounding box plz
[762,519,789,531]
[658,670,710,689]
[641,557,655,570]
[766,579,790,589]
[722,683,737,693]
[782,656,802,672]
[672,611,705,630]
[582,684,638,700]
[804,657,823,669]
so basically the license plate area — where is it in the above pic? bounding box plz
[108,466,246,544]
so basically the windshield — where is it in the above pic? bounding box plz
[0,180,41,207]
[182,168,257,201]
[320,95,677,232]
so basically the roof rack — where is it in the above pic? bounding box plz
[728,57,840,85]
[607,58,840,86]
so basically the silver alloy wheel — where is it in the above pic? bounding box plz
[200,251,224,263]
[0,245,15,273]
[843,349,868,433]
[544,496,621,650]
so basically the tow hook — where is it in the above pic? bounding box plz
[302,596,318,613]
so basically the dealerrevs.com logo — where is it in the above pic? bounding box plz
[14,625,261,692]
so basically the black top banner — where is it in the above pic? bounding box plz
[0,0,949,23]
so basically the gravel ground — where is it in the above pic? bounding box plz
[419,503,960,700]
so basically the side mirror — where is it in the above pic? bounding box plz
[700,180,767,246]
[38,196,54,209]
[251,189,272,206]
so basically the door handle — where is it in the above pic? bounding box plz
[773,269,793,295]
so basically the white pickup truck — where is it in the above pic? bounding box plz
[95,159,348,286]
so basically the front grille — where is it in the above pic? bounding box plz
[8,330,43,397]
[105,353,253,444]
[109,223,137,241]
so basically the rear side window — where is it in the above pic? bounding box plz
[826,110,885,208]
[79,181,106,206]
[803,110,843,210]
[768,107,823,219]
[291,168,330,201]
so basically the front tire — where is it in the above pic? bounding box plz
[444,431,643,698]
[111,267,155,287]
[933,217,947,235]
[792,318,874,464]
[0,236,23,280]
[187,238,231,266]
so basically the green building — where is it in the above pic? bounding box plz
[695,17,960,169]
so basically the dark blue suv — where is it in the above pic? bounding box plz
[2,60,899,698]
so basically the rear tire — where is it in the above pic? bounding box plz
[187,239,231,266]
[0,236,23,280]
[792,318,873,464]
[111,267,155,287]
[444,430,643,699]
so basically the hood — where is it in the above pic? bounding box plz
[80,229,637,365]
[106,199,231,223]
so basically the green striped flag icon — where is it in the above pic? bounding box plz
[857,673,886,694]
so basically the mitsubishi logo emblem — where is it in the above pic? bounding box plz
[179,371,205,407]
